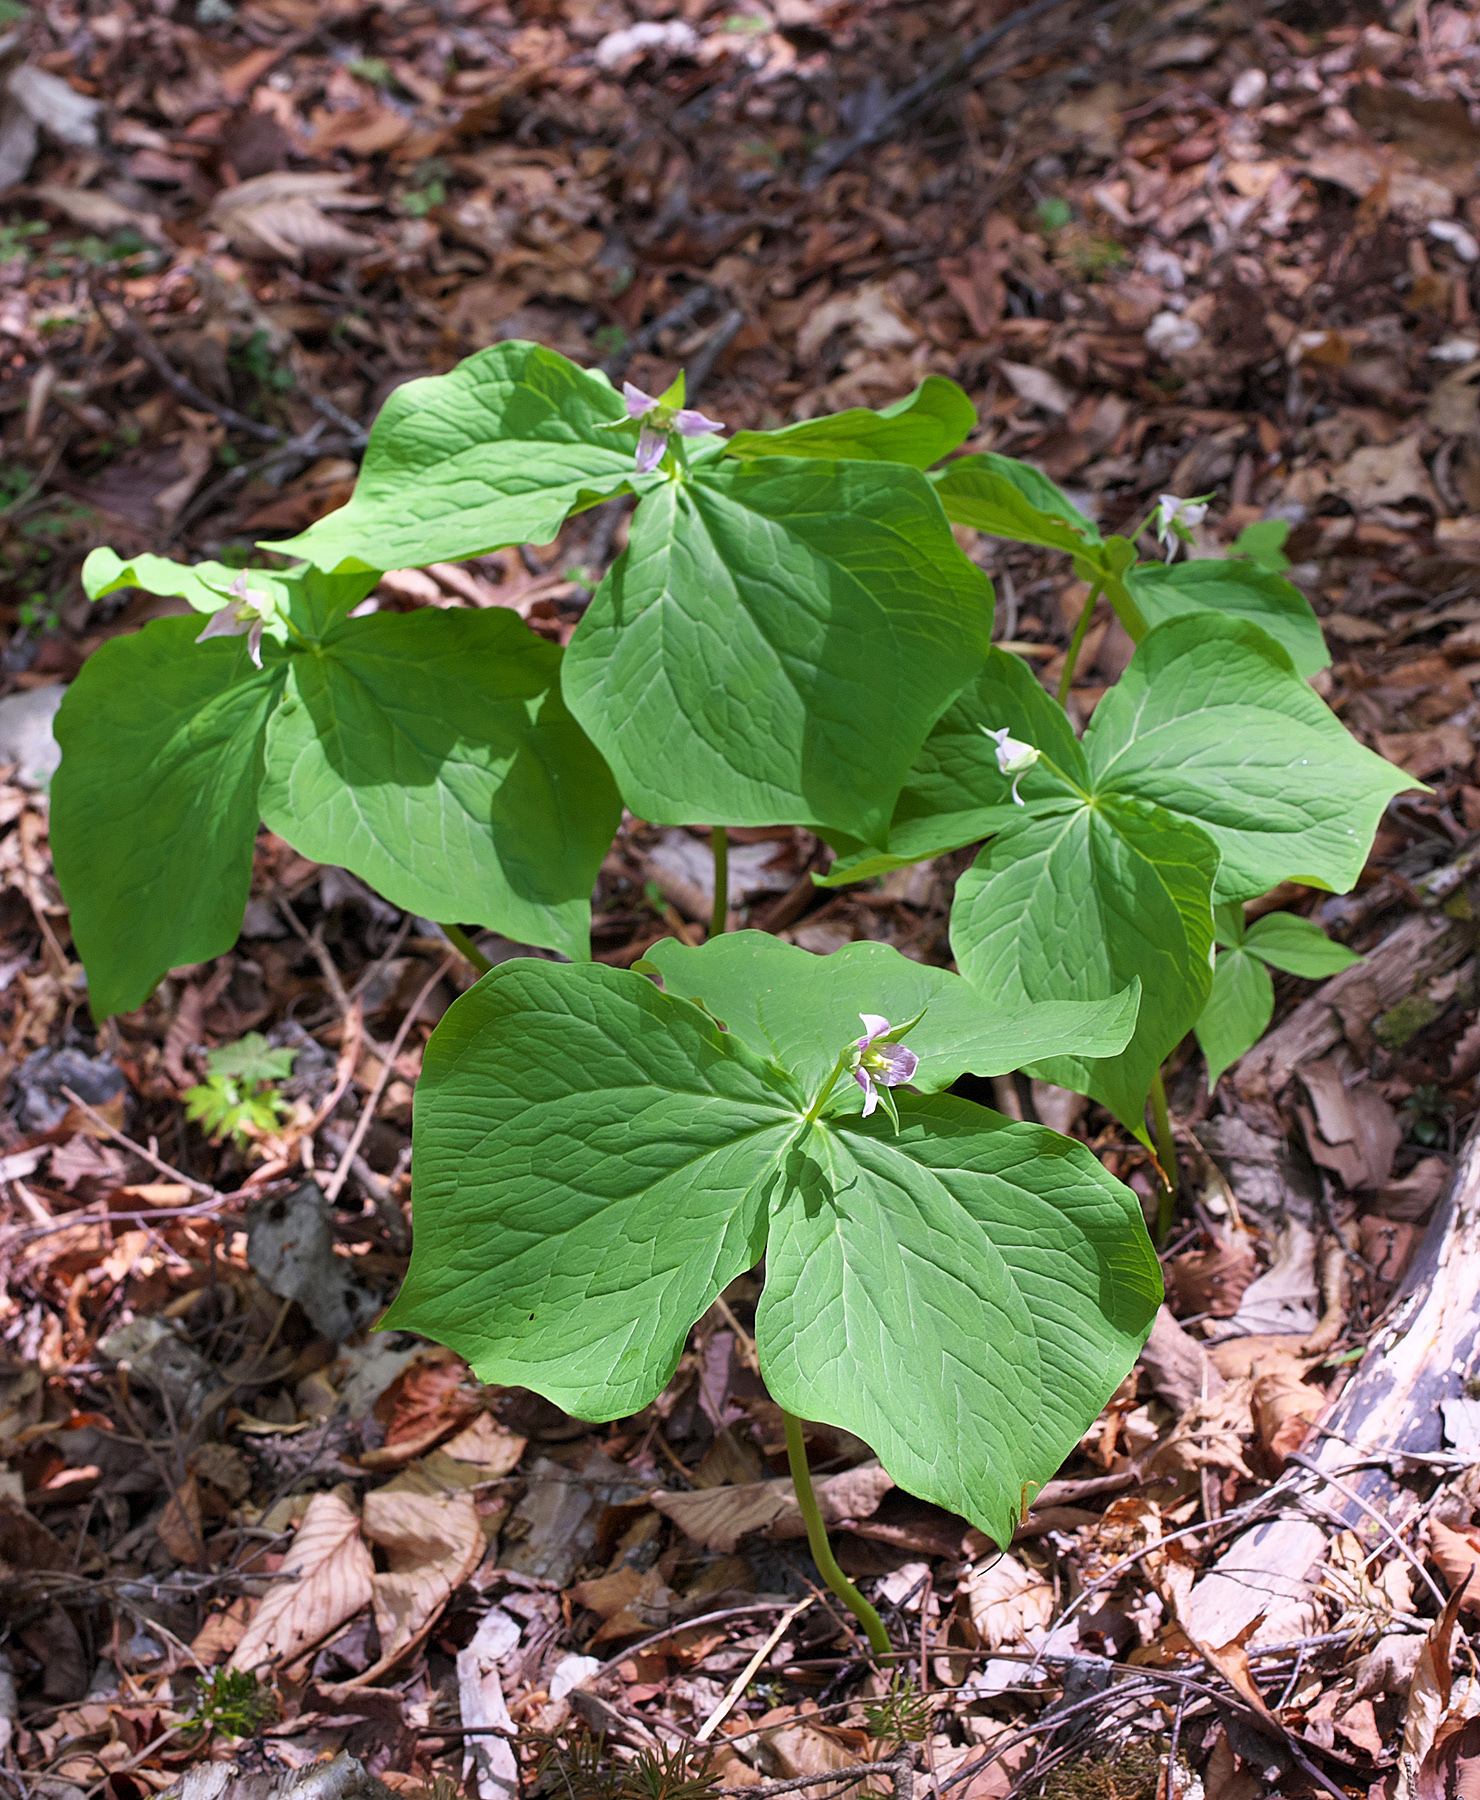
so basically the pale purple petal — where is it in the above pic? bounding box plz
[196,607,249,645]
[872,1042,918,1087]
[854,1066,878,1116]
[674,406,724,437]
[634,424,667,473]
[247,619,265,669]
[856,1012,890,1047]
[624,381,658,421]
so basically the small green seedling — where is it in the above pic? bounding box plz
[184,1033,300,1148]
[185,1667,278,1737]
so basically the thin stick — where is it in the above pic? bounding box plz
[1149,1069,1177,1243]
[59,1086,215,1196]
[696,1596,816,1742]
[1056,580,1103,707]
[320,954,454,1210]
[1286,1451,1448,1609]
[710,827,730,941]
[442,922,495,976]
[782,1410,891,1657]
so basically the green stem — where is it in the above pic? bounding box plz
[1056,579,1104,707]
[1149,1068,1177,1245]
[441,922,494,976]
[710,826,729,941]
[782,1410,891,1658]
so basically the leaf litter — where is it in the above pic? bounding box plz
[2,0,1480,1794]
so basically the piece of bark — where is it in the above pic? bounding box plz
[161,1754,401,1800]
[1233,911,1466,1101]
[1183,1114,1480,1647]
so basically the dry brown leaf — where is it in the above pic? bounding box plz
[1249,1351,1322,1465]
[1166,1229,1258,1317]
[1148,1378,1256,1483]
[1376,725,1473,781]
[439,1413,527,1477]
[997,360,1074,417]
[158,1472,204,1564]
[929,1730,1031,1800]
[361,1347,483,1469]
[191,1596,256,1665]
[228,1490,374,1672]
[1333,436,1441,512]
[209,171,378,261]
[1428,1520,1480,1615]
[795,281,916,362]
[1298,1054,1403,1189]
[1400,1581,1473,1800]
[959,1553,1053,1651]
[650,1462,893,1554]
[1140,1305,1224,1413]
[360,1488,485,1669]
[757,1709,875,1800]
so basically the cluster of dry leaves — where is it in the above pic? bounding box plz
[2,0,1480,1796]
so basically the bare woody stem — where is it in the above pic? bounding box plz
[711,826,730,940]
[1056,579,1104,707]
[781,1409,892,1658]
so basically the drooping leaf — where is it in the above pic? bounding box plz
[951,797,1218,1134]
[275,341,638,572]
[562,456,994,845]
[1086,613,1415,900]
[83,548,249,613]
[81,548,379,638]
[1243,910,1363,978]
[1124,558,1329,677]
[1195,949,1274,1089]
[51,618,286,1019]
[725,377,976,469]
[642,931,1140,1092]
[387,958,1160,1547]
[260,608,619,961]
[932,452,1102,553]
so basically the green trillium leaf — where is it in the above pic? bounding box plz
[562,456,994,845]
[1124,558,1330,678]
[1195,948,1274,1089]
[261,608,619,961]
[275,341,638,572]
[1242,909,1363,977]
[51,618,287,1018]
[725,377,977,469]
[81,548,379,638]
[932,453,1103,554]
[386,958,1160,1547]
[641,931,1140,1095]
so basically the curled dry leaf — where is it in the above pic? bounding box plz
[1427,1520,1480,1615]
[1399,1581,1473,1800]
[360,1488,485,1670]
[1249,1350,1322,1465]
[361,1346,484,1469]
[208,171,379,262]
[228,1490,374,1673]
[650,1461,894,1554]
[959,1553,1053,1651]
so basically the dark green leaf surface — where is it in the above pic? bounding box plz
[51,619,285,1018]
[1124,559,1329,677]
[725,377,976,468]
[933,453,1102,553]
[1195,949,1273,1088]
[562,457,994,843]
[643,931,1139,1094]
[276,341,637,571]
[260,609,619,961]
[389,959,1159,1546]
[951,798,1218,1132]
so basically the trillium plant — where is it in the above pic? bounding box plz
[59,340,1416,1649]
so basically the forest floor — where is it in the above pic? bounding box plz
[2,0,1480,1797]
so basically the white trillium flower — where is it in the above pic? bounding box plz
[1153,493,1211,561]
[981,725,1040,805]
[195,573,276,668]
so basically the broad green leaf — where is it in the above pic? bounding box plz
[260,608,619,961]
[276,341,637,572]
[951,798,1218,1133]
[642,931,1140,1093]
[562,457,995,844]
[1195,949,1273,1088]
[933,453,1102,554]
[1124,559,1329,677]
[81,549,378,639]
[1231,518,1291,573]
[388,958,1160,1546]
[51,618,286,1018]
[1087,613,1416,901]
[1244,910,1362,978]
[1213,899,1245,948]
[207,1033,300,1084]
[815,642,1082,885]
[724,377,976,469]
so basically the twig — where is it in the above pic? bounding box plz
[592,1602,809,1680]
[321,954,453,1211]
[601,284,716,383]
[88,275,283,443]
[1286,1451,1448,1609]
[59,1086,215,1197]
[686,308,745,400]
[696,1597,816,1742]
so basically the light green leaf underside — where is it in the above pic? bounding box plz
[51,618,285,1018]
[1087,613,1417,901]
[951,797,1218,1133]
[643,932,1139,1096]
[562,456,995,845]
[276,340,636,572]
[725,377,977,469]
[1124,558,1330,678]
[1195,949,1273,1089]
[260,609,620,961]
[390,959,1159,1546]
[1244,910,1363,977]
[933,453,1102,553]
[81,548,379,638]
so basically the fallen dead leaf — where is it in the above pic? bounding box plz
[1427,1520,1480,1616]
[208,171,379,261]
[228,1489,374,1672]
[959,1553,1053,1650]
[1333,436,1441,512]
[359,1487,485,1673]
[1166,1229,1258,1317]
[650,1461,893,1554]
